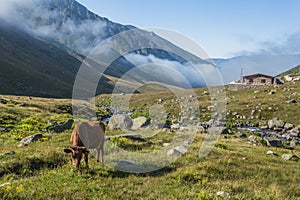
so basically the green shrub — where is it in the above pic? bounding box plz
[110,136,130,148]
[214,142,227,149]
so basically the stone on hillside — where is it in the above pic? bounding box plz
[171,123,180,131]
[260,126,268,130]
[281,154,299,161]
[268,90,276,95]
[47,119,74,133]
[195,125,205,134]
[108,114,133,130]
[167,145,188,156]
[289,128,300,137]
[266,151,276,156]
[1,151,15,156]
[284,123,294,131]
[115,160,141,172]
[163,143,170,147]
[238,132,247,138]
[248,135,260,143]
[268,118,285,130]
[286,99,297,104]
[0,99,7,104]
[264,138,283,147]
[216,191,231,199]
[20,133,43,146]
[131,116,148,130]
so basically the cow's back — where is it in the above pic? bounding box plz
[77,121,105,149]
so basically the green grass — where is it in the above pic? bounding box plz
[0,82,299,199]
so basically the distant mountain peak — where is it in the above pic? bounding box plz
[4,0,132,55]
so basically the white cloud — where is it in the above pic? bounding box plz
[125,53,223,87]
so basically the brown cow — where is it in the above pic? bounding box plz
[64,121,105,168]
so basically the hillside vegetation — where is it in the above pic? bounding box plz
[0,82,299,199]
[278,65,300,77]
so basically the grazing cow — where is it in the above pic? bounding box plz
[64,121,105,168]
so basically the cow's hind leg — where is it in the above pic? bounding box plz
[96,148,100,162]
[84,152,89,168]
[101,144,104,164]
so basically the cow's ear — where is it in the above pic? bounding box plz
[64,148,73,154]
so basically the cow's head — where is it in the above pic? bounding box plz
[64,146,89,168]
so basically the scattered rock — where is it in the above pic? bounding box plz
[286,99,297,104]
[131,116,148,130]
[264,138,283,147]
[260,126,268,130]
[18,143,28,147]
[238,132,247,138]
[281,154,299,161]
[266,151,278,156]
[248,135,260,143]
[289,128,300,137]
[195,125,205,133]
[268,118,285,130]
[106,134,142,141]
[268,90,276,95]
[216,191,231,199]
[47,119,74,133]
[284,123,294,131]
[115,160,141,172]
[1,151,15,156]
[0,182,10,187]
[171,123,180,131]
[0,99,7,104]
[20,133,43,146]
[108,114,133,130]
[163,143,170,147]
[167,145,188,156]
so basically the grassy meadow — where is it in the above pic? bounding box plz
[0,82,299,199]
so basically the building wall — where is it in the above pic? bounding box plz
[243,77,273,85]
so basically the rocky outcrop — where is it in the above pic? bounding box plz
[47,119,74,133]
[19,133,43,146]
[108,114,133,130]
[268,118,285,130]
[281,154,299,161]
[131,117,148,130]
[167,145,188,156]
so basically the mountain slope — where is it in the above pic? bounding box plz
[0,0,210,98]
[277,65,300,76]
[0,20,114,98]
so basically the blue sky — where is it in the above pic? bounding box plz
[77,0,300,58]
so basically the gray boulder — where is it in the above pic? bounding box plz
[47,119,74,133]
[268,118,285,130]
[281,154,299,161]
[20,133,43,146]
[131,116,148,130]
[286,99,297,104]
[195,125,205,134]
[108,114,133,130]
[264,138,283,147]
[248,135,260,143]
[167,145,188,156]
[1,151,15,156]
[170,123,180,131]
[0,99,7,104]
[238,132,247,138]
[284,123,294,131]
[115,160,141,172]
